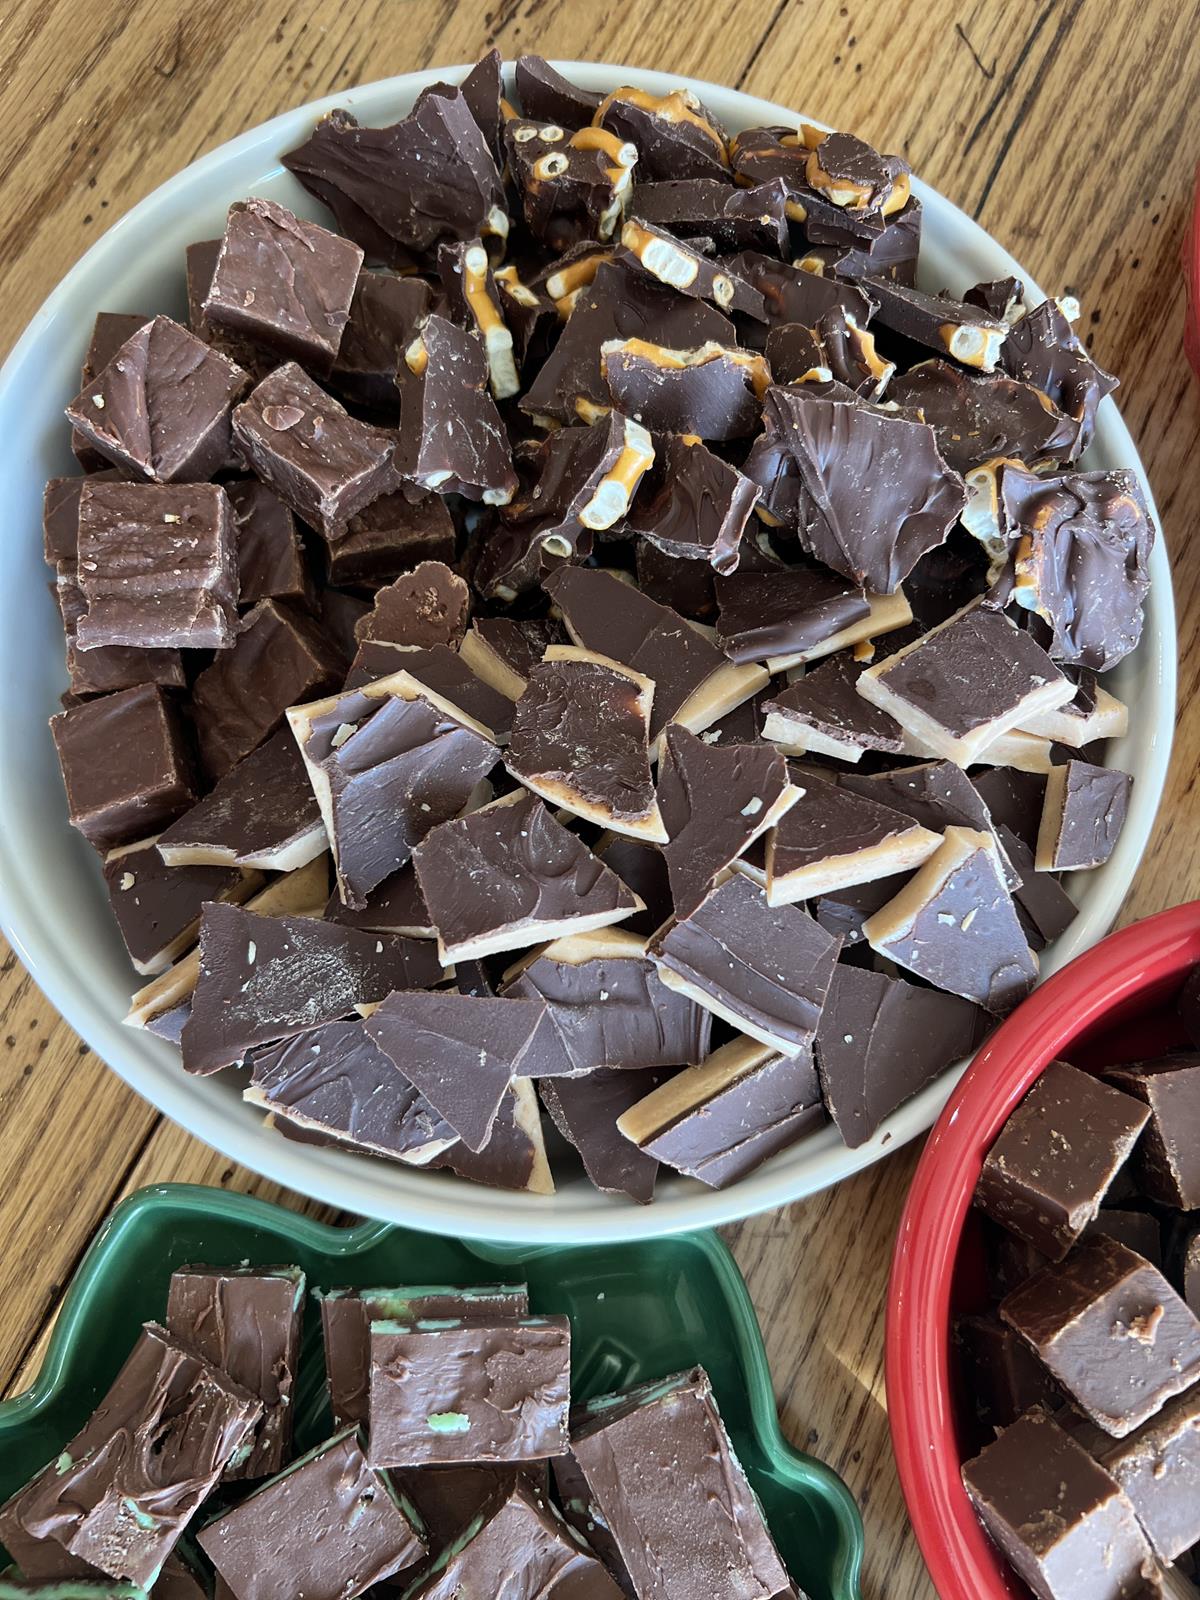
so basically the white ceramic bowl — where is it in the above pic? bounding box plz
[0,62,1175,1243]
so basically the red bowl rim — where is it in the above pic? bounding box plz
[885,901,1200,1600]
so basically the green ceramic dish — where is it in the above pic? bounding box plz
[0,1184,863,1600]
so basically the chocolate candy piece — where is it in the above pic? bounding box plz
[715,563,911,670]
[395,315,516,504]
[975,1061,1150,1260]
[412,790,642,963]
[506,645,666,841]
[569,1365,790,1600]
[858,602,1074,765]
[157,729,324,872]
[1036,760,1132,872]
[437,238,520,399]
[842,759,1020,885]
[225,478,312,612]
[430,1079,556,1194]
[762,653,907,760]
[954,1312,1063,1430]
[1186,1231,1200,1316]
[197,1425,425,1600]
[281,94,506,265]
[190,598,343,782]
[364,989,546,1151]
[325,491,457,588]
[246,1018,456,1164]
[232,364,397,538]
[324,863,433,936]
[594,834,673,937]
[1021,671,1128,748]
[1001,296,1118,455]
[972,765,1047,848]
[865,826,1037,1013]
[493,265,559,373]
[657,725,799,918]
[328,269,431,411]
[66,316,248,484]
[596,86,730,182]
[618,1035,826,1187]
[888,360,1080,475]
[802,126,910,219]
[185,238,269,374]
[1068,1387,1200,1562]
[816,964,985,1148]
[615,220,765,318]
[366,1315,570,1465]
[650,871,839,1057]
[540,1067,671,1203]
[743,387,966,593]
[514,55,601,126]
[71,311,155,469]
[601,338,769,440]
[1105,1056,1200,1210]
[629,177,789,255]
[204,199,362,374]
[501,928,710,1074]
[1000,466,1153,671]
[65,641,187,701]
[403,1477,624,1600]
[765,772,941,905]
[1001,1235,1200,1436]
[0,1323,262,1585]
[43,474,104,566]
[626,433,759,573]
[460,616,565,699]
[75,480,237,652]
[506,121,638,252]
[353,560,469,649]
[961,1408,1153,1600]
[735,257,881,349]
[50,684,197,851]
[862,275,1008,370]
[544,566,766,746]
[165,1264,304,1480]
[319,1284,529,1426]
[103,839,255,974]
[345,642,515,740]
[180,902,441,1075]
[288,671,499,909]
[1085,1209,1162,1265]
[810,876,898,946]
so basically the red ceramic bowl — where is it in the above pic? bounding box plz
[885,901,1200,1600]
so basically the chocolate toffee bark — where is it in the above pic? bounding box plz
[540,1067,671,1204]
[624,432,759,573]
[1021,670,1128,748]
[840,759,1019,885]
[761,653,907,761]
[1035,759,1132,872]
[1105,1056,1200,1209]
[714,563,911,670]
[102,839,258,975]
[225,478,313,612]
[395,314,517,504]
[0,1324,262,1585]
[430,1078,556,1195]
[593,834,674,937]
[353,561,470,649]
[344,642,515,742]
[197,1426,425,1600]
[411,790,642,963]
[165,1265,304,1480]
[764,772,941,905]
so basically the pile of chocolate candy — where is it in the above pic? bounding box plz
[43,53,1151,1200]
[961,973,1200,1598]
[0,1264,804,1599]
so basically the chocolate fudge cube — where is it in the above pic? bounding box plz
[50,684,197,850]
[71,311,154,469]
[1067,1386,1200,1561]
[66,639,186,699]
[330,270,431,411]
[954,1313,1062,1430]
[66,315,248,483]
[204,198,363,374]
[75,480,238,651]
[323,490,457,587]
[1106,1056,1200,1209]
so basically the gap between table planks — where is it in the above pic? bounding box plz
[1,2,1199,1596]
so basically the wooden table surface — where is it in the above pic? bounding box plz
[1,3,1197,1596]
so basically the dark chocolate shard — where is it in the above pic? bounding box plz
[628,177,789,255]
[437,237,520,399]
[595,85,731,182]
[593,834,674,937]
[993,823,1077,952]
[862,274,1009,371]
[103,839,254,975]
[430,1079,555,1194]
[601,337,770,440]
[714,562,897,668]
[540,1067,671,1203]
[515,54,602,127]
[840,759,1019,886]
[888,359,1080,475]
[765,771,941,905]
[728,251,878,332]
[762,652,907,760]
[346,641,516,740]
[395,313,516,504]
[625,432,759,573]
[225,478,313,613]
[324,863,433,938]
[460,616,566,698]
[1000,296,1118,455]
[971,766,1047,848]
[636,537,717,619]
[353,560,470,650]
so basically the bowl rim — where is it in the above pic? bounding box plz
[884,900,1200,1600]
[0,58,1177,1243]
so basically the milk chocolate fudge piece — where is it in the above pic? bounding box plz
[1000,296,1118,456]
[954,1313,1063,1430]
[1105,1057,1200,1210]
[66,316,248,484]
[629,177,790,255]
[975,1062,1150,1259]
[431,1079,556,1194]
[961,1409,1153,1600]
[157,730,324,872]
[224,479,312,612]
[319,1284,529,1426]
[865,826,1037,1012]
[437,238,520,399]
[570,1365,790,1600]
[0,1323,262,1586]
[656,726,799,917]
[204,199,362,375]
[189,598,344,782]
[185,238,269,373]
[197,1425,425,1600]
[540,1067,671,1203]
[287,671,499,909]
[345,642,515,739]
[103,839,255,974]
[75,480,238,652]
[43,474,110,566]
[325,491,457,588]
[1000,1235,1200,1436]
[364,990,546,1151]
[402,1478,624,1600]
[615,220,765,318]
[1036,760,1132,872]
[815,964,985,1146]
[601,339,769,440]
[505,120,637,253]
[742,388,965,593]
[65,641,186,701]
[596,85,731,182]
[165,1264,304,1480]
[625,433,758,573]
[650,871,840,1056]
[180,903,441,1075]
[762,654,907,761]
[281,93,506,265]
[514,54,602,127]
[394,314,516,504]
[71,311,155,469]
[412,790,642,963]
[766,772,941,905]
[1066,1387,1200,1561]
[618,1036,825,1187]
[367,1316,571,1466]
[888,360,1080,475]
[1084,1209,1162,1266]
[246,1018,456,1165]
[1186,1232,1200,1316]
[858,602,1074,765]
[329,271,431,411]
[51,684,197,851]
[501,928,710,1074]
[506,646,666,841]
[232,364,398,537]
[353,561,469,650]
[714,564,911,670]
